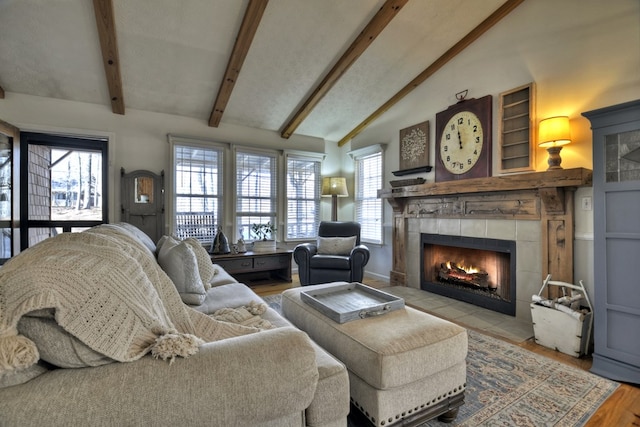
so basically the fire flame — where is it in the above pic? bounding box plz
[445,261,479,274]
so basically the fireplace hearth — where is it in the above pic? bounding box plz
[421,234,516,316]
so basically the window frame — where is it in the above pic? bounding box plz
[349,144,386,245]
[20,131,109,250]
[168,135,228,244]
[284,150,324,241]
[234,146,279,243]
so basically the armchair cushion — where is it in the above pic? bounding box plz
[317,235,357,255]
[310,254,351,270]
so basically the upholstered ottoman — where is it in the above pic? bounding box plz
[282,282,468,427]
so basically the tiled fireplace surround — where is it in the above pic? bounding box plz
[379,168,593,323]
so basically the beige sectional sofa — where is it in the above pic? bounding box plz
[0,223,349,427]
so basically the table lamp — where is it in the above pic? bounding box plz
[538,116,571,170]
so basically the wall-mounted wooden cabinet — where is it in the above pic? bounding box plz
[498,83,536,174]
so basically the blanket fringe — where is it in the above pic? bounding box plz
[150,333,204,365]
[0,335,39,371]
[211,302,274,330]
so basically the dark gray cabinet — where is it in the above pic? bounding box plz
[121,168,164,243]
[583,99,640,384]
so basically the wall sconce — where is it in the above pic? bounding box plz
[321,177,348,221]
[538,116,572,170]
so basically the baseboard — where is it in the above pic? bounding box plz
[364,271,390,283]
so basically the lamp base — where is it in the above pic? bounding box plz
[331,194,338,221]
[545,146,564,170]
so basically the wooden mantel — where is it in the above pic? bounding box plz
[378,168,593,292]
[380,167,592,206]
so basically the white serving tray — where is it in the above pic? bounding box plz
[300,282,405,323]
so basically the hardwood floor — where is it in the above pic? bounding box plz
[252,275,640,427]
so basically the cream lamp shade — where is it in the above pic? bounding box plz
[321,177,349,197]
[321,177,348,221]
[538,116,571,170]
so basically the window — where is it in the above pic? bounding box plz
[20,132,109,250]
[352,146,385,244]
[169,135,323,244]
[0,129,14,263]
[172,142,223,243]
[286,153,322,240]
[235,149,277,242]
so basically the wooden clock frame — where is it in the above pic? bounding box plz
[435,95,492,182]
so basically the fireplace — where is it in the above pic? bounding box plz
[421,233,516,316]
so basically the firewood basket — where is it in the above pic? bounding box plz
[530,274,593,357]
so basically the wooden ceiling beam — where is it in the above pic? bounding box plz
[337,0,525,147]
[280,0,408,139]
[93,0,125,115]
[209,0,269,127]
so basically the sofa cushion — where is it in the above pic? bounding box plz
[192,282,261,314]
[114,222,157,254]
[0,361,49,389]
[317,236,357,255]
[157,237,207,305]
[209,264,239,287]
[17,310,114,369]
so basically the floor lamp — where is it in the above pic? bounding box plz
[321,177,348,221]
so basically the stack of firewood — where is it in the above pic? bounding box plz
[438,262,493,289]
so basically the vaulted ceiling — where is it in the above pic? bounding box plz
[0,0,524,144]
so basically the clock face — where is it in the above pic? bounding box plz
[440,111,484,174]
[435,95,492,182]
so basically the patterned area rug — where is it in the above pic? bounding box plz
[263,294,618,427]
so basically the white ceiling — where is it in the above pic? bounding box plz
[0,0,508,142]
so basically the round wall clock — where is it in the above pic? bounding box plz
[435,95,492,182]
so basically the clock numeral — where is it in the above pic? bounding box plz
[443,145,448,152]
[457,118,464,125]
[475,137,480,143]
[473,125,478,132]
[467,159,472,165]
[445,133,451,141]
[446,155,451,162]
[449,124,455,131]
[459,163,464,170]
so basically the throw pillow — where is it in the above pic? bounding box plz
[155,234,176,256]
[158,237,207,305]
[317,236,357,256]
[17,309,114,369]
[183,238,216,290]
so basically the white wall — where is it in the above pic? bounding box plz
[344,0,640,286]
[1,0,638,290]
[0,93,327,241]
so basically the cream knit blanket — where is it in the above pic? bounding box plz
[0,225,258,373]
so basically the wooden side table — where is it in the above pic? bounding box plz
[210,249,293,285]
